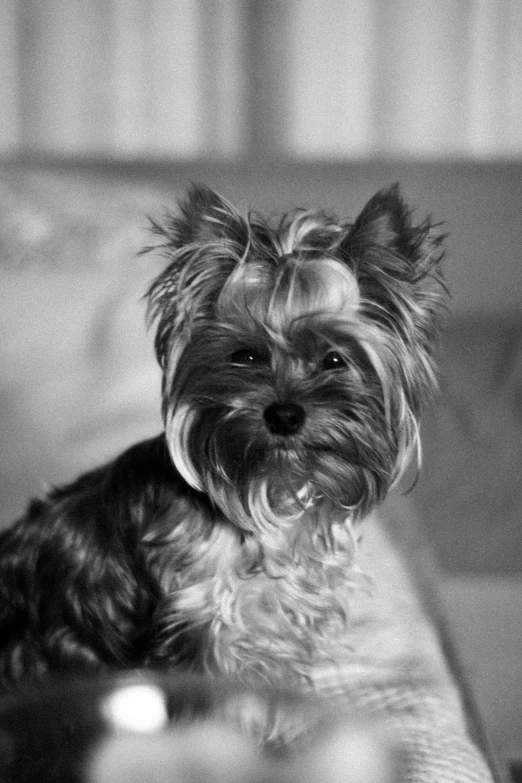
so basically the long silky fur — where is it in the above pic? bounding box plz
[0,183,447,694]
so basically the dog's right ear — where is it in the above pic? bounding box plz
[144,185,250,373]
[146,184,249,250]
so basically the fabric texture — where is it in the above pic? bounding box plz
[314,507,495,782]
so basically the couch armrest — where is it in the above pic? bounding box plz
[312,493,501,783]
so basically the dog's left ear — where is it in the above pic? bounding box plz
[340,184,447,416]
[339,183,446,307]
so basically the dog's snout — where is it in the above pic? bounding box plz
[264,402,306,436]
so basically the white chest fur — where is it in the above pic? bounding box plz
[148,512,358,687]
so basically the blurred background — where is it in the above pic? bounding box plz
[0,0,521,775]
[3,0,522,315]
[1,0,521,160]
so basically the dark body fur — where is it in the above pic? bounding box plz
[0,435,206,684]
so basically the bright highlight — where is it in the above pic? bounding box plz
[101,684,169,733]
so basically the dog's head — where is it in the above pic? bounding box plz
[145,184,446,532]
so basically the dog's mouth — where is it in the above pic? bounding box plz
[275,445,336,463]
[265,441,339,484]
[272,441,299,452]
[270,441,331,459]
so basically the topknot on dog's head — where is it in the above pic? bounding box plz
[144,185,356,369]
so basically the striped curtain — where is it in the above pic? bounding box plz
[1,0,521,159]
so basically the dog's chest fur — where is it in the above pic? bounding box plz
[146,504,355,686]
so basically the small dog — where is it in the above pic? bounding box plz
[0,184,446,692]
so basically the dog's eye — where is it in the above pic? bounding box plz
[230,348,266,366]
[322,351,347,371]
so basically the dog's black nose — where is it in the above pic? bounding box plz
[264,402,306,436]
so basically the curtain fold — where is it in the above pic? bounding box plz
[0,0,520,159]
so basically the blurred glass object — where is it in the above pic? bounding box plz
[0,671,395,783]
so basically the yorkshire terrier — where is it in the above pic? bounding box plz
[0,184,446,693]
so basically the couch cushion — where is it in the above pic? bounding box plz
[0,167,168,525]
[414,316,522,573]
